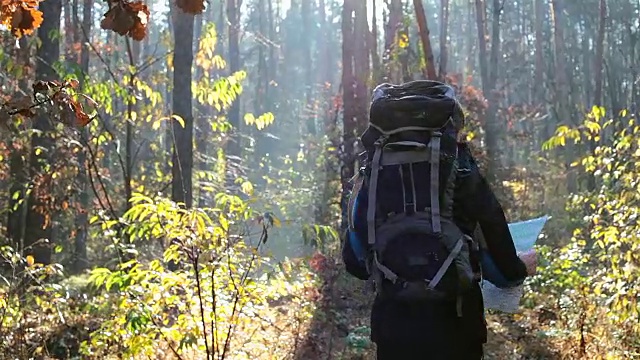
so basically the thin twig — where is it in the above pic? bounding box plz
[7,98,50,115]
[211,236,219,356]
[79,132,119,221]
[96,114,129,192]
[220,225,265,359]
[135,50,175,76]
[192,250,212,360]
[78,24,119,83]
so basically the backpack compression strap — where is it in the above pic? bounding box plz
[427,131,465,316]
[430,131,442,233]
[347,171,364,231]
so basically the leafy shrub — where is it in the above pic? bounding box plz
[1,192,322,359]
[525,107,640,357]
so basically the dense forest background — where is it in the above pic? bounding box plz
[1,0,639,359]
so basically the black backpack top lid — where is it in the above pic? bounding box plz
[369,80,464,135]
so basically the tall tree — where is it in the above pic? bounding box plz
[371,0,382,83]
[534,0,545,105]
[413,0,437,79]
[587,0,607,191]
[24,0,63,265]
[195,5,218,207]
[226,0,242,161]
[353,0,370,134]
[550,0,575,192]
[7,37,31,264]
[302,0,316,136]
[439,0,450,79]
[384,0,403,83]
[340,0,356,230]
[72,0,94,273]
[171,2,196,207]
[594,0,607,109]
[533,0,549,160]
[474,0,502,183]
[384,0,403,53]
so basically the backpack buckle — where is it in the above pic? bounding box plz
[404,202,416,215]
[374,135,389,147]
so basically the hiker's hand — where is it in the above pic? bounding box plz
[518,249,537,276]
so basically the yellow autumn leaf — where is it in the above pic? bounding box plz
[244,113,255,125]
[241,181,254,196]
[171,115,185,128]
[26,255,34,266]
[398,33,409,49]
[272,215,281,228]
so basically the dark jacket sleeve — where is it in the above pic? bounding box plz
[454,143,528,283]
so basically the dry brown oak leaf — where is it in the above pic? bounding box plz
[0,0,44,38]
[176,0,206,14]
[100,0,150,41]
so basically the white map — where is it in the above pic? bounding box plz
[481,215,550,313]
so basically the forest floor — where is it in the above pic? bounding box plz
[295,257,566,360]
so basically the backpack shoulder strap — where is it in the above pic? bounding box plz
[367,135,387,246]
[441,142,459,219]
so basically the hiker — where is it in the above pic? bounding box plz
[342,80,538,360]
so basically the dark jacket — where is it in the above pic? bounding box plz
[342,141,528,346]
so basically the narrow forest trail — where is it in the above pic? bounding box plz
[295,258,565,360]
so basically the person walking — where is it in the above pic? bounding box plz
[342,80,538,360]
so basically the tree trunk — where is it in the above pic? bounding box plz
[226,0,242,162]
[353,0,370,135]
[464,0,475,78]
[384,0,403,82]
[534,0,545,121]
[370,0,382,84]
[25,0,63,266]
[195,6,216,207]
[474,0,502,183]
[550,0,575,192]
[302,0,316,136]
[438,0,450,80]
[165,4,174,175]
[7,37,31,259]
[588,0,606,191]
[413,0,437,80]
[63,0,72,60]
[487,0,501,165]
[318,0,330,96]
[593,0,606,110]
[385,0,402,52]
[316,0,338,225]
[475,0,489,91]
[72,0,93,273]
[171,4,195,208]
[340,0,356,230]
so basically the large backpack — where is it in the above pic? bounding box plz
[346,80,478,316]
